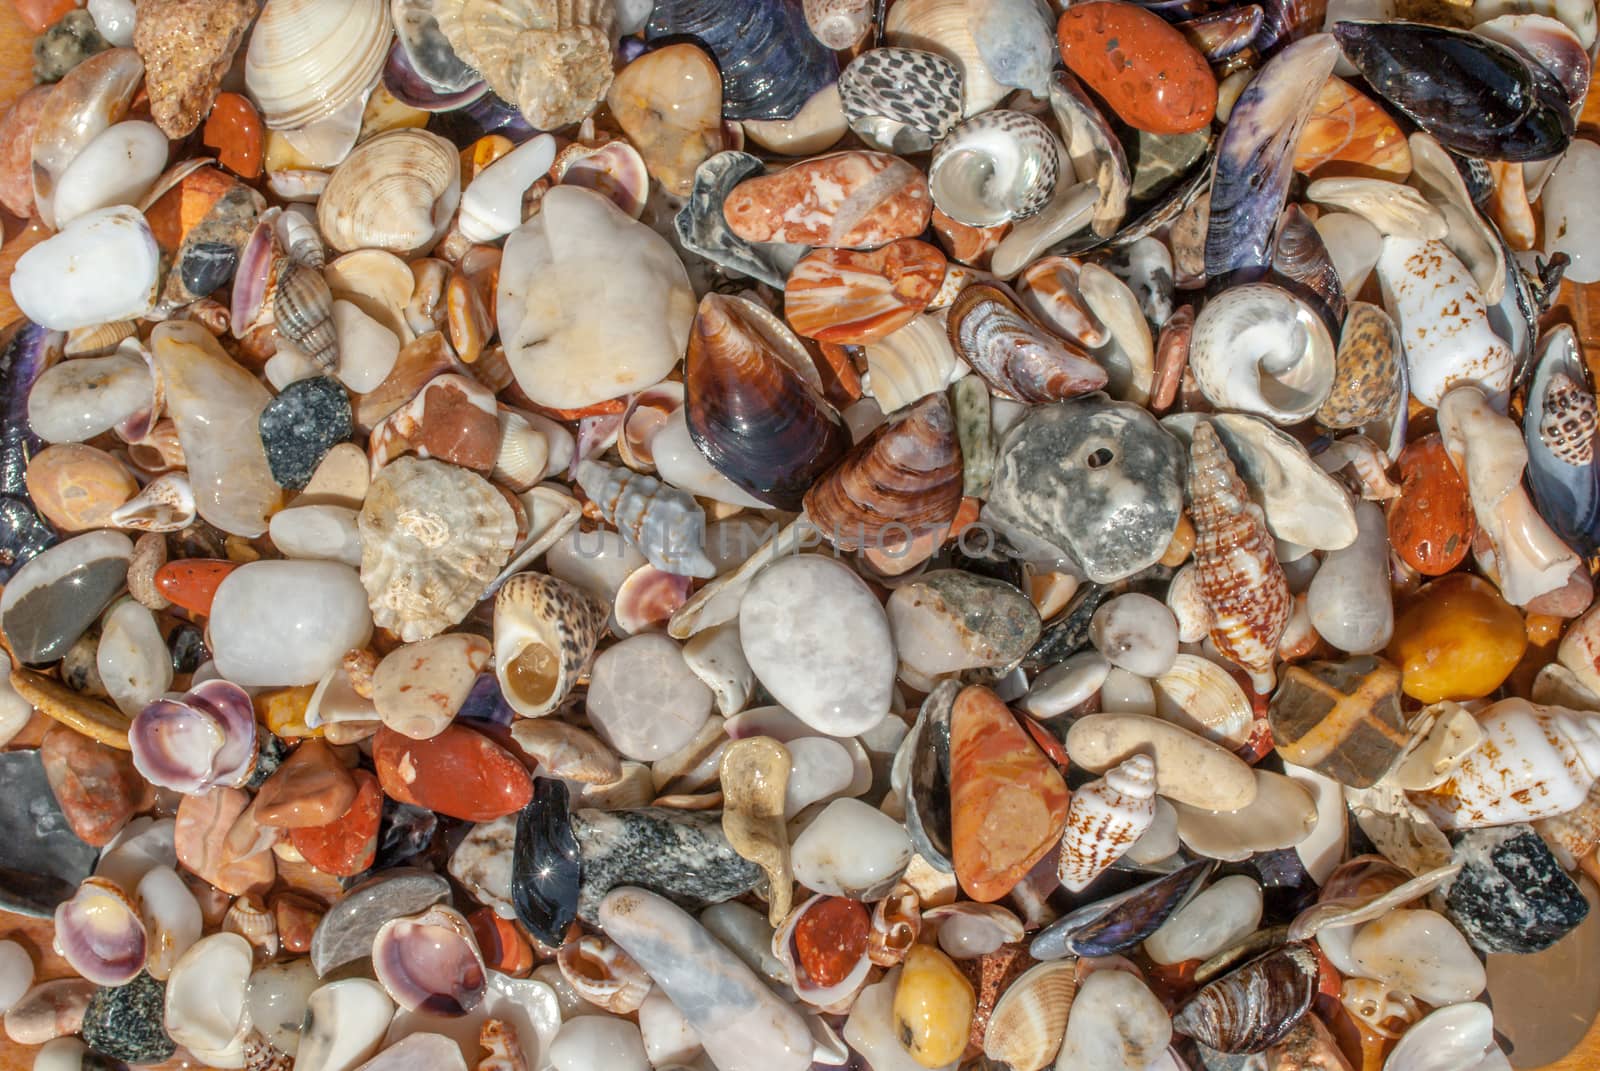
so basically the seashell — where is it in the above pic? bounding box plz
[1048,70,1131,247]
[1306,177,1448,240]
[317,129,461,257]
[1187,420,1292,691]
[495,572,606,718]
[613,565,691,637]
[928,111,1059,228]
[271,258,339,373]
[1340,977,1422,1039]
[106,473,195,534]
[372,904,487,1016]
[431,0,613,129]
[1269,203,1345,340]
[129,679,257,795]
[1381,1001,1506,1071]
[1188,283,1335,426]
[63,321,136,359]
[556,934,652,1014]
[576,460,716,579]
[684,293,850,511]
[1206,34,1341,282]
[802,394,963,552]
[674,152,810,292]
[886,0,1009,115]
[222,896,279,958]
[615,384,684,476]
[510,718,620,785]
[773,895,871,1009]
[922,901,1024,959]
[1079,262,1155,405]
[1152,652,1253,748]
[1017,257,1109,349]
[1031,859,1216,960]
[645,0,838,122]
[245,0,390,132]
[1523,326,1600,556]
[358,456,517,642]
[838,48,963,155]
[1319,302,1403,430]
[1057,754,1158,892]
[53,878,146,987]
[1476,12,1592,111]
[868,882,921,968]
[557,138,652,221]
[163,933,253,1066]
[323,247,416,347]
[784,240,947,346]
[981,959,1076,1071]
[1172,943,1319,1054]
[135,865,199,982]
[391,0,480,94]
[1333,21,1572,162]
[458,134,557,244]
[29,47,144,230]
[948,283,1108,403]
[863,314,961,415]
[804,0,872,49]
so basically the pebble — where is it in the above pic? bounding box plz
[722,150,933,248]
[887,570,1042,680]
[1269,655,1409,789]
[11,207,160,331]
[39,722,142,847]
[24,443,137,532]
[1066,713,1258,811]
[4,979,93,1045]
[372,724,532,822]
[1348,909,1486,1006]
[1144,874,1264,965]
[448,813,517,920]
[79,972,175,1065]
[1387,573,1528,703]
[1090,592,1181,677]
[372,633,490,740]
[259,376,353,491]
[309,871,451,977]
[0,749,99,917]
[586,634,714,761]
[0,530,132,666]
[892,945,974,1067]
[550,1016,652,1071]
[207,560,374,686]
[0,941,32,1015]
[253,738,358,828]
[1054,968,1173,1071]
[1388,434,1474,576]
[574,807,762,923]
[1438,823,1590,954]
[791,797,913,901]
[1057,2,1217,134]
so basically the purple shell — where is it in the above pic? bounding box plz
[372,907,487,1016]
[427,92,538,149]
[231,211,280,336]
[54,879,147,987]
[129,680,257,794]
[384,40,488,113]
[5,320,58,498]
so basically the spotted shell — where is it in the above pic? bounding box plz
[838,47,963,154]
[1539,371,1598,466]
[1056,754,1158,893]
[1316,302,1403,430]
[495,573,607,719]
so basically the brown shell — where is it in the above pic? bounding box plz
[1150,304,1194,414]
[947,282,1108,403]
[1387,433,1474,576]
[1187,421,1291,692]
[272,258,338,372]
[1172,942,1319,1054]
[685,293,850,510]
[867,881,921,967]
[1538,371,1598,466]
[1317,301,1402,430]
[802,393,963,551]
[1270,204,1346,336]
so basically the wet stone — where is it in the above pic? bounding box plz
[259,376,354,491]
[513,778,581,946]
[572,806,762,924]
[0,749,98,917]
[179,239,238,299]
[33,9,108,82]
[1437,824,1590,954]
[308,869,451,975]
[39,723,142,847]
[81,972,176,1066]
[1268,655,1408,789]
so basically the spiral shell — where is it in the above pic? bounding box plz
[868,881,921,967]
[1056,754,1158,893]
[222,895,279,958]
[575,459,716,579]
[1187,421,1291,692]
[1188,283,1336,425]
[948,283,1108,403]
[494,573,607,719]
[928,111,1059,227]
[804,0,872,49]
[271,258,338,372]
[1538,371,1598,466]
[556,934,652,1014]
[317,129,462,257]
[436,0,615,129]
[983,960,1078,1071]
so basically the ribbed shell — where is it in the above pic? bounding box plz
[948,283,1108,403]
[272,258,337,372]
[245,0,391,130]
[495,573,607,719]
[1056,754,1157,893]
[802,394,962,551]
[685,293,850,510]
[1172,942,1320,1054]
[1538,372,1598,466]
[317,129,462,257]
[436,0,615,129]
[983,960,1078,1071]
[1187,421,1290,692]
[575,460,716,579]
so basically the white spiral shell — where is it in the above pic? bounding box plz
[1056,753,1158,892]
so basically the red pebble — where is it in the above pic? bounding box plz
[793,896,870,989]
[39,723,142,847]
[289,769,382,876]
[1057,2,1217,135]
[11,0,76,33]
[154,559,238,615]
[202,92,264,180]
[271,892,325,954]
[470,909,534,977]
[373,724,533,822]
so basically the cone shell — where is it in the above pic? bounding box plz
[1317,302,1403,430]
[1172,942,1320,1053]
[947,283,1108,403]
[494,572,606,718]
[317,129,462,257]
[783,240,947,345]
[1187,421,1291,692]
[245,0,391,130]
[685,293,850,510]
[1539,372,1598,466]
[803,393,963,551]
[272,258,338,372]
[1057,754,1158,893]
[982,960,1078,1071]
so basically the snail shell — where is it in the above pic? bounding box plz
[1188,282,1335,426]
[575,459,717,579]
[271,258,338,372]
[1056,754,1157,893]
[928,111,1060,227]
[494,572,607,719]
[556,934,652,1014]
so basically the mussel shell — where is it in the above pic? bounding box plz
[1524,325,1600,555]
[894,679,956,872]
[947,283,1108,403]
[391,0,480,93]
[382,39,487,112]
[1332,21,1573,162]
[1,321,57,500]
[426,91,537,147]
[512,778,581,947]
[1254,0,1326,53]
[1270,204,1345,338]
[0,495,56,583]
[646,0,840,121]
[1030,859,1216,959]
[1172,941,1319,1053]
[1178,5,1265,59]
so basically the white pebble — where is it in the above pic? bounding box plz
[791,798,911,900]
[586,634,712,761]
[1091,593,1180,676]
[1020,651,1110,718]
[1144,875,1264,965]
[87,0,137,45]
[0,940,34,1014]
[549,1016,651,1071]
[1098,667,1157,715]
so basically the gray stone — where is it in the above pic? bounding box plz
[309,868,450,975]
[82,972,175,1066]
[1436,824,1590,954]
[0,749,97,917]
[259,376,353,490]
[573,807,761,924]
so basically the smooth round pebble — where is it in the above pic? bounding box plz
[1019,650,1111,718]
[791,797,912,899]
[207,560,374,686]
[1098,667,1158,715]
[1090,592,1179,676]
[1144,874,1264,965]
[586,633,713,760]
[549,1015,651,1071]
[0,941,33,1015]
[269,505,363,567]
[259,376,354,491]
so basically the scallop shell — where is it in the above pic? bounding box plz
[868,881,921,967]
[948,282,1108,403]
[885,0,1008,115]
[864,314,961,414]
[317,129,462,257]
[358,456,517,642]
[272,258,338,372]
[556,934,651,1014]
[1189,282,1335,426]
[245,0,391,131]
[436,0,615,129]
[509,717,620,783]
[1171,942,1319,1054]
[54,877,147,986]
[1187,421,1291,692]
[838,48,963,154]
[372,905,487,1016]
[982,960,1077,1071]
[804,0,872,49]
[494,572,606,718]
[802,393,963,552]
[928,111,1060,228]
[1057,754,1158,893]
[575,460,716,579]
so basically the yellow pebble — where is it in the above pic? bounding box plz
[891,944,975,1069]
[257,684,321,738]
[1387,573,1526,703]
[11,668,129,749]
[1524,612,1564,648]
[1160,512,1196,567]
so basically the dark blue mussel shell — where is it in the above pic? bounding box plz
[513,777,581,947]
[646,0,839,122]
[1031,858,1217,959]
[1333,20,1573,162]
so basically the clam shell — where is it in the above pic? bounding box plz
[222,896,278,958]
[886,0,1008,115]
[928,111,1060,228]
[1382,1001,1506,1071]
[947,282,1108,403]
[1172,942,1319,1054]
[838,48,963,154]
[1152,653,1253,748]
[864,314,961,414]
[494,572,606,718]
[53,877,146,986]
[358,456,517,642]
[435,0,614,129]
[317,129,461,257]
[982,960,1076,1071]
[372,905,487,1016]
[245,0,391,131]
[129,680,257,794]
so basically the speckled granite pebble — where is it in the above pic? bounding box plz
[1437,824,1590,954]
[259,376,353,490]
[572,806,762,924]
[81,972,175,1066]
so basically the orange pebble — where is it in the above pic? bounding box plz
[202,93,264,179]
[154,559,239,616]
[11,0,76,33]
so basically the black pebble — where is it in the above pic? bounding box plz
[1439,824,1591,954]
[180,241,240,300]
[82,972,176,1066]
[168,623,208,674]
[259,376,353,490]
[514,778,581,945]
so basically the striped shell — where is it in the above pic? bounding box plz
[1056,754,1157,892]
[802,393,963,551]
[783,240,947,345]
[1538,371,1598,466]
[495,573,607,719]
[317,129,461,257]
[864,314,960,413]
[1172,942,1320,1053]
[575,459,716,578]
[948,283,1108,403]
[1187,421,1291,692]
[272,258,337,372]
[983,959,1078,1071]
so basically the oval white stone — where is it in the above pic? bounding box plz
[51,121,169,227]
[790,797,912,899]
[208,560,374,686]
[586,633,713,761]
[12,206,160,331]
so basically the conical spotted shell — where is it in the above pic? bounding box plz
[1317,301,1403,430]
[1539,371,1598,466]
[1187,421,1291,692]
[1056,753,1157,893]
[802,393,962,551]
[272,258,338,372]
[685,292,850,510]
[783,239,947,345]
[494,572,607,719]
[947,282,1108,403]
